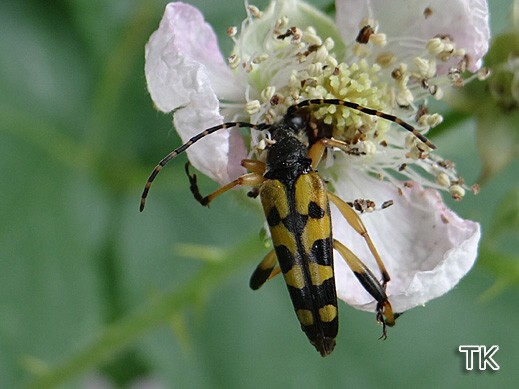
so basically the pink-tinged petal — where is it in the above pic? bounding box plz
[172,91,247,184]
[145,2,242,110]
[331,168,480,313]
[145,3,247,183]
[336,0,490,72]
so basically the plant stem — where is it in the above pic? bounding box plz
[25,236,264,389]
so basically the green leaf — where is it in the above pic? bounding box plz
[1,1,518,388]
[489,187,519,238]
[476,105,519,183]
[445,25,519,184]
[24,236,264,389]
[477,246,519,301]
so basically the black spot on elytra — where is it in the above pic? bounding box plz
[275,245,296,273]
[282,212,308,235]
[311,238,333,266]
[267,207,282,226]
[308,201,325,219]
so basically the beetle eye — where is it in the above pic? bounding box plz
[288,113,304,130]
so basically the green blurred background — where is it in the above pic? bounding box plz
[1,0,518,388]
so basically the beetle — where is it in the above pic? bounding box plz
[140,98,435,356]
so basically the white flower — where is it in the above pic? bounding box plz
[144,0,487,314]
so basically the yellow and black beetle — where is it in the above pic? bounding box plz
[140,98,435,356]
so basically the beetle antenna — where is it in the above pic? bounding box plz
[140,121,263,211]
[290,99,436,149]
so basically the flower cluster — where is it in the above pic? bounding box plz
[145,0,489,313]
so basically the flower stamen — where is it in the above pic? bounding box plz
[220,4,481,201]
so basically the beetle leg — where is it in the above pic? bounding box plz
[308,140,327,169]
[140,121,265,212]
[249,250,281,290]
[185,162,265,206]
[327,191,390,287]
[333,239,396,337]
[308,138,360,170]
[241,159,266,175]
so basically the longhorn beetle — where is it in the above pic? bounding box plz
[140,98,435,356]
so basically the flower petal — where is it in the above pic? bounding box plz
[336,0,490,72]
[145,2,242,110]
[238,0,345,61]
[331,167,480,313]
[145,3,247,183]
[172,94,247,183]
